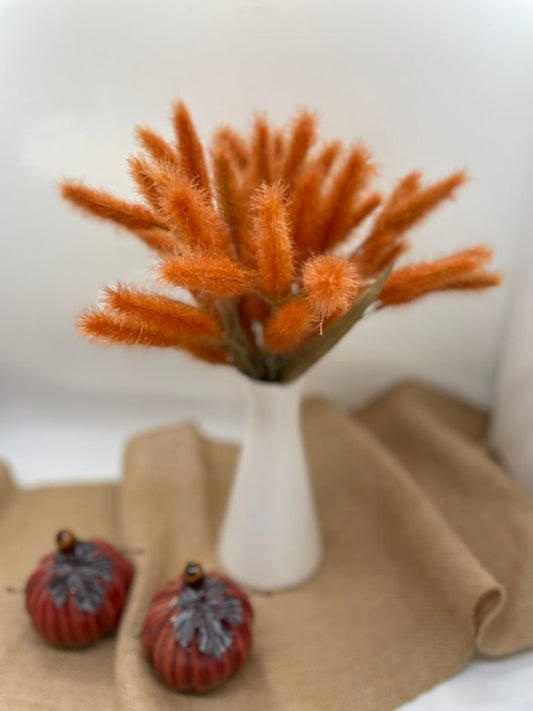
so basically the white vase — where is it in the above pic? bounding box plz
[217,376,323,591]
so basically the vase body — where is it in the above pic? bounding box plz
[217,377,322,591]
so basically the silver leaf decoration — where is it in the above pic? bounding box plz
[170,577,243,659]
[48,541,113,613]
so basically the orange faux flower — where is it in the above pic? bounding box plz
[158,255,251,298]
[303,255,360,319]
[263,298,314,352]
[172,101,212,197]
[250,184,295,300]
[61,103,500,379]
[378,246,500,306]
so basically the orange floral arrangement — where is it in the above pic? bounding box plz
[61,103,500,381]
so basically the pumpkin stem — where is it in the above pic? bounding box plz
[56,529,77,553]
[183,561,205,589]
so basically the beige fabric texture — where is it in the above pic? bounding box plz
[0,383,531,711]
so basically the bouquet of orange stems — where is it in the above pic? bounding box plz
[61,103,500,382]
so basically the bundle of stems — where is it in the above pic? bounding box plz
[61,103,500,382]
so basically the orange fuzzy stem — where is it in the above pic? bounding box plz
[263,297,314,352]
[213,127,250,171]
[272,129,285,161]
[78,306,183,348]
[303,254,360,318]
[159,176,229,255]
[318,147,374,250]
[158,255,251,297]
[312,140,342,177]
[281,110,316,186]
[131,228,179,254]
[271,129,286,180]
[79,307,227,363]
[379,246,495,306]
[351,192,382,229]
[172,102,211,197]
[251,184,295,300]
[288,144,342,260]
[355,171,463,277]
[212,147,248,251]
[135,159,180,203]
[79,307,181,347]
[389,171,422,205]
[128,155,162,211]
[381,172,422,217]
[361,172,421,244]
[60,182,164,232]
[135,126,179,166]
[354,231,408,278]
[250,116,272,186]
[440,272,502,291]
[103,284,222,340]
[290,166,322,259]
[379,171,466,236]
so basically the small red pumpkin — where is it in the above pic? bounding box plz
[25,529,133,648]
[142,562,253,692]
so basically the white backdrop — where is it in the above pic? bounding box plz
[2,3,533,706]
[1,0,533,485]
[491,181,533,494]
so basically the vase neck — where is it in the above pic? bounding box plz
[244,378,304,422]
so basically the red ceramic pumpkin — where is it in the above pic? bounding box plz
[25,530,133,648]
[142,562,253,692]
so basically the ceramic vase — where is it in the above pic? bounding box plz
[217,377,322,591]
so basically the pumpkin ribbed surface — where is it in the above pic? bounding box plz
[25,537,133,648]
[142,570,253,692]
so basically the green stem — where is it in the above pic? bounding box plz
[215,299,263,379]
[249,289,275,306]
[276,264,393,383]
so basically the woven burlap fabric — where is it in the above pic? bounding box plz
[0,383,531,711]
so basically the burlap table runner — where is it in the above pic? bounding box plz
[1,383,531,710]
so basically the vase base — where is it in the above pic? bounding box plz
[216,542,323,594]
